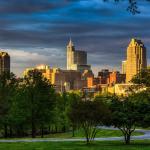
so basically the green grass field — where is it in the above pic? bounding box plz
[0,141,150,150]
[0,128,143,140]
[43,128,143,138]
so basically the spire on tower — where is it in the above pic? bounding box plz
[68,38,74,47]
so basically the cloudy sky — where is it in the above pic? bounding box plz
[0,0,150,76]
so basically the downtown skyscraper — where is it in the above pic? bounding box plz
[126,38,147,82]
[66,39,91,73]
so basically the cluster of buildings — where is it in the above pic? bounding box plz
[23,38,147,95]
[0,38,147,96]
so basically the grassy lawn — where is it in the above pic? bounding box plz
[0,141,150,150]
[0,129,143,140]
[43,128,143,138]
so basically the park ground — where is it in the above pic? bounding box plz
[40,128,143,138]
[0,128,147,150]
[0,141,150,150]
[0,128,143,139]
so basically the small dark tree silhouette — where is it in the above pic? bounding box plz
[104,0,150,14]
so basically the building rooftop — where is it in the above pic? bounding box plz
[0,51,9,57]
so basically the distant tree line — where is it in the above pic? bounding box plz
[0,68,150,145]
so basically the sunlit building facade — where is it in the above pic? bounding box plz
[122,60,126,74]
[23,65,86,92]
[126,38,147,82]
[66,39,91,73]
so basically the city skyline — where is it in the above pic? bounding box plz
[0,0,150,76]
[3,37,149,77]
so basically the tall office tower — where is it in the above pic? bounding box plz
[126,38,147,82]
[122,60,126,74]
[0,52,10,74]
[66,39,91,73]
[67,39,75,70]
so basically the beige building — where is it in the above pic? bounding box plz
[23,65,50,76]
[66,39,91,73]
[51,68,84,92]
[0,51,10,74]
[23,65,85,92]
[126,38,147,82]
[107,84,132,96]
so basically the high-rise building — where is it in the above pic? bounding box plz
[122,60,126,74]
[126,38,147,82]
[66,39,91,73]
[67,39,75,70]
[0,51,10,74]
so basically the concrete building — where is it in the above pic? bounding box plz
[66,39,91,73]
[87,77,94,88]
[98,69,110,84]
[23,65,51,79]
[126,38,147,82]
[50,68,84,92]
[0,51,10,74]
[108,71,126,86]
[23,65,85,92]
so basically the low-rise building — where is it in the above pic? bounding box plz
[98,69,111,84]
[23,65,86,92]
[108,71,126,86]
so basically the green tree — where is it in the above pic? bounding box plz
[0,72,17,138]
[129,91,150,128]
[20,70,55,138]
[109,96,140,144]
[132,68,150,88]
[68,98,110,144]
[52,92,75,133]
[9,83,30,137]
[131,69,150,130]
[68,93,81,137]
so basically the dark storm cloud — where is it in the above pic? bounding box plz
[0,0,67,14]
[0,0,150,76]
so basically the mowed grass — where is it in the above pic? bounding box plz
[43,128,143,138]
[0,141,150,150]
[0,129,143,140]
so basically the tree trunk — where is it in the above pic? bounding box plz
[41,126,44,138]
[55,126,58,133]
[31,92,36,138]
[4,124,8,138]
[48,126,51,133]
[62,126,66,132]
[32,121,36,138]
[21,125,24,137]
[124,133,131,144]
[9,125,12,138]
[72,127,75,137]
[86,136,90,144]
